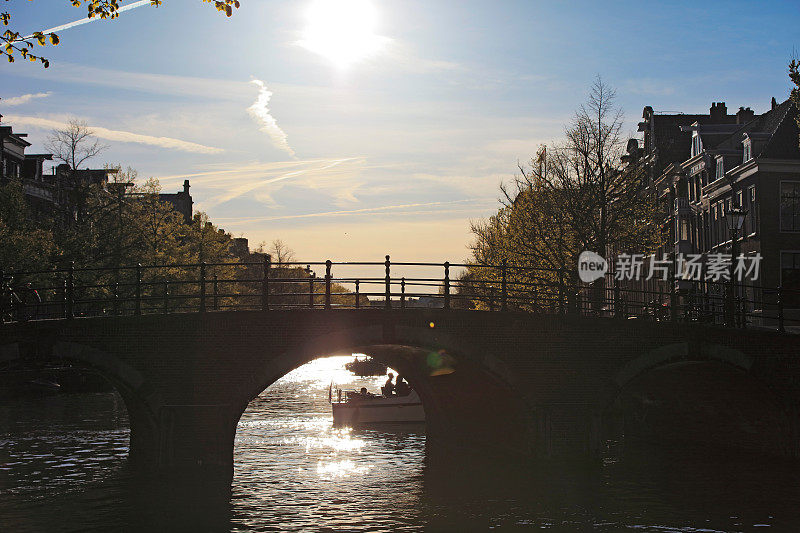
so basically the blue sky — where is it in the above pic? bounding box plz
[2,0,798,262]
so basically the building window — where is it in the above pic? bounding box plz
[781,252,800,308]
[692,134,702,157]
[749,186,758,235]
[780,181,800,232]
[743,139,752,162]
[715,157,724,180]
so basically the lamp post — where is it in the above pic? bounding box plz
[724,206,747,326]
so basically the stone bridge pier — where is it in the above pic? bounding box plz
[3,309,800,480]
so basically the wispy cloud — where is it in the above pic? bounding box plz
[2,92,52,106]
[156,157,365,210]
[217,198,492,224]
[247,79,295,157]
[39,0,151,35]
[5,115,223,154]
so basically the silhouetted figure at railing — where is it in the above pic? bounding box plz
[395,377,410,397]
[382,373,395,396]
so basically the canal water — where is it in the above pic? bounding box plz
[1,355,799,532]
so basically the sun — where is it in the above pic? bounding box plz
[298,0,389,68]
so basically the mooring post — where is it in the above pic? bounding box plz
[325,260,332,309]
[385,255,391,309]
[443,262,450,309]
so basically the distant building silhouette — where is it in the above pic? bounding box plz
[1,118,193,224]
[622,98,800,316]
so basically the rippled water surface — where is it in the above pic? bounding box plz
[2,356,800,532]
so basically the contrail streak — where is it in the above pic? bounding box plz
[39,1,151,35]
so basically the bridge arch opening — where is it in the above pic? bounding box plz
[0,342,160,474]
[0,343,139,497]
[232,337,531,490]
[603,357,794,458]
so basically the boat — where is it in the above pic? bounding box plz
[344,357,388,377]
[330,386,425,425]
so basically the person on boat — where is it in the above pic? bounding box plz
[395,377,410,396]
[382,373,395,396]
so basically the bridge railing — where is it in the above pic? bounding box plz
[1,258,798,332]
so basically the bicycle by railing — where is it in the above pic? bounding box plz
[0,256,797,332]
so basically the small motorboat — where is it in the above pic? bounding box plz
[330,386,425,425]
[344,357,388,377]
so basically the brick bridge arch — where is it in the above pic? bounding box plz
[3,310,800,479]
[0,341,162,467]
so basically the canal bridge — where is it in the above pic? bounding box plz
[1,258,799,479]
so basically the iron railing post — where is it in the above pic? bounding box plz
[262,254,271,311]
[385,255,391,309]
[355,279,360,309]
[213,274,219,311]
[309,273,315,309]
[501,259,508,311]
[66,261,75,319]
[443,262,450,309]
[61,278,67,318]
[778,286,785,333]
[739,295,746,329]
[325,260,332,310]
[163,281,169,314]
[135,263,142,316]
[489,286,496,311]
[558,268,566,315]
[199,261,206,313]
[401,278,406,309]
[669,270,677,322]
[613,277,621,318]
[113,282,119,316]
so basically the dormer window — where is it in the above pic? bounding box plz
[743,138,752,162]
[715,156,724,181]
[692,133,703,157]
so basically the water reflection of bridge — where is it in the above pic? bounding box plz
[2,260,800,480]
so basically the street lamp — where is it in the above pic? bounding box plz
[725,206,748,326]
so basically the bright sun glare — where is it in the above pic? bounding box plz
[299,0,389,68]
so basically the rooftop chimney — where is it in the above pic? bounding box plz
[736,106,755,124]
[771,97,777,110]
[709,102,728,122]
[183,179,190,195]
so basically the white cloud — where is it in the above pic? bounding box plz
[5,115,223,154]
[247,79,296,157]
[2,92,53,106]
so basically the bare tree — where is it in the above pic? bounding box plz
[268,239,296,266]
[467,77,661,310]
[45,119,107,170]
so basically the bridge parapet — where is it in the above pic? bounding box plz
[1,257,798,331]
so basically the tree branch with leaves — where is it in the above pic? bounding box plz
[1,0,240,67]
